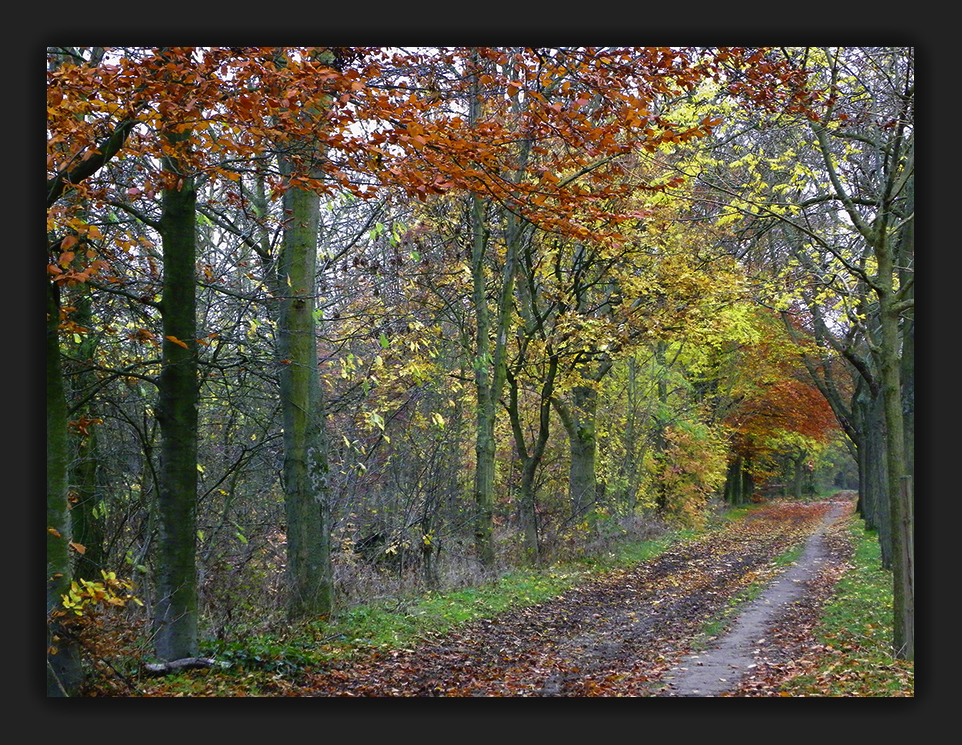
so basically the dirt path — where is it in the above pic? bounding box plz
[302,498,856,697]
[658,500,851,696]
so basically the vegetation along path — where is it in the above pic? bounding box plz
[302,498,856,696]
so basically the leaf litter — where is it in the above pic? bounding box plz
[300,499,857,696]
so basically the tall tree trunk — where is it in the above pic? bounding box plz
[47,280,83,696]
[275,174,332,620]
[470,197,517,571]
[878,290,913,660]
[152,129,199,661]
[872,160,913,661]
[470,188,497,571]
[899,177,915,485]
[264,47,336,621]
[467,49,502,571]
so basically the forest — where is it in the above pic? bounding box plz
[46,47,914,697]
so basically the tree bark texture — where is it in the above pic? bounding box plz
[854,386,891,566]
[276,179,333,620]
[152,131,199,661]
[506,352,559,565]
[70,292,106,582]
[879,296,913,660]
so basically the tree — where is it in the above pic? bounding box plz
[47,46,140,694]
[696,47,914,659]
[267,48,338,619]
[47,270,83,696]
[48,47,867,681]
[151,121,201,660]
[812,48,914,660]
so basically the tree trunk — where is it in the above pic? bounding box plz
[506,353,559,565]
[507,376,541,566]
[872,166,913,660]
[470,189,497,572]
[152,130,199,661]
[878,297,913,660]
[275,176,333,620]
[653,341,670,512]
[723,457,740,504]
[562,383,600,519]
[854,384,891,566]
[552,354,612,521]
[260,47,337,621]
[790,452,808,500]
[47,280,83,696]
[71,423,106,581]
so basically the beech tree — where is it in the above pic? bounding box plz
[265,48,340,619]
[718,311,839,501]
[152,121,201,659]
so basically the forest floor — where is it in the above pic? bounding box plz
[296,497,857,697]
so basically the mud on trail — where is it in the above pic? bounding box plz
[302,498,856,697]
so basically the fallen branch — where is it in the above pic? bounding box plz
[144,657,228,676]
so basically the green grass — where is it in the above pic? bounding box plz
[313,575,570,657]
